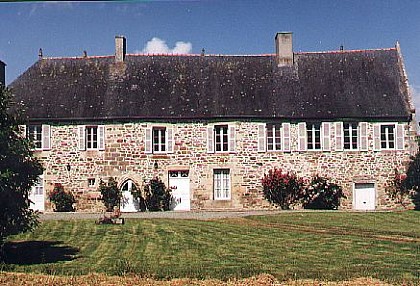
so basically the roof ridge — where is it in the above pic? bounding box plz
[41,48,395,60]
[296,47,396,55]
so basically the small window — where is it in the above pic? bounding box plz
[27,125,42,149]
[344,123,358,150]
[215,125,229,152]
[381,125,395,149]
[88,178,96,188]
[266,124,282,151]
[307,123,321,150]
[214,169,230,200]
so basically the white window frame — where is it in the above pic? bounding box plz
[343,122,359,151]
[306,123,322,151]
[373,123,405,151]
[207,124,236,153]
[79,125,105,151]
[213,169,231,200]
[153,127,167,153]
[215,125,229,152]
[33,175,44,196]
[145,126,174,154]
[266,123,282,152]
[27,125,42,150]
[86,126,99,150]
[27,124,51,150]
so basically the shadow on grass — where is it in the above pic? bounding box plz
[1,240,78,265]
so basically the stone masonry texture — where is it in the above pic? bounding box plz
[36,120,417,212]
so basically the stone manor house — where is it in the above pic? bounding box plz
[9,32,418,212]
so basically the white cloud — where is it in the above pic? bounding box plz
[137,37,192,54]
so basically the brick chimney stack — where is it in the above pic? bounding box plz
[115,35,127,63]
[0,60,6,87]
[275,32,293,67]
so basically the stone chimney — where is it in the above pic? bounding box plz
[0,60,6,87]
[275,32,293,67]
[115,35,127,63]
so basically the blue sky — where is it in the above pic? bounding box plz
[1,0,420,115]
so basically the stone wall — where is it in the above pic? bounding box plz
[35,120,418,212]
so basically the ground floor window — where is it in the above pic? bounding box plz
[33,176,44,195]
[214,169,230,200]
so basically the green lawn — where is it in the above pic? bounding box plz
[2,211,419,284]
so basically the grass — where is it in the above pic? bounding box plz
[2,211,419,284]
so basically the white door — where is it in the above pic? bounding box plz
[30,176,45,212]
[353,183,376,210]
[120,180,139,212]
[169,170,190,211]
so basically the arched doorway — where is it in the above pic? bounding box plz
[120,179,139,212]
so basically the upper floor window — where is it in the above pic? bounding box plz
[380,124,395,149]
[307,123,321,150]
[257,123,290,152]
[298,122,330,151]
[145,126,174,154]
[78,125,105,151]
[344,122,358,150]
[27,125,42,149]
[26,124,51,150]
[86,126,98,149]
[207,124,236,153]
[215,125,228,152]
[373,123,404,151]
[214,169,230,200]
[266,124,282,151]
[153,127,166,153]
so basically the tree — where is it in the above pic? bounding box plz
[402,150,420,210]
[0,85,43,245]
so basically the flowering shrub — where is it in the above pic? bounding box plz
[143,177,172,211]
[385,168,411,207]
[49,183,76,212]
[98,178,121,212]
[261,168,304,209]
[302,175,345,210]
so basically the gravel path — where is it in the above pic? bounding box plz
[39,210,284,221]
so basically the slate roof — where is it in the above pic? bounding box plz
[10,48,413,122]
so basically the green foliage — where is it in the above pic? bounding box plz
[385,168,412,208]
[143,177,172,211]
[302,175,346,210]
[403,152,420,210]
[0,85,43,244]
[261,168,304,209]
[98,178,120,212]
[48,183,76,212]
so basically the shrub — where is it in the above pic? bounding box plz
[49,183,76,212]
[302,175,345,210]
[143,177,172,211]
[98,178,120,212]
[261,168,304,209]
[385,168,412,208]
